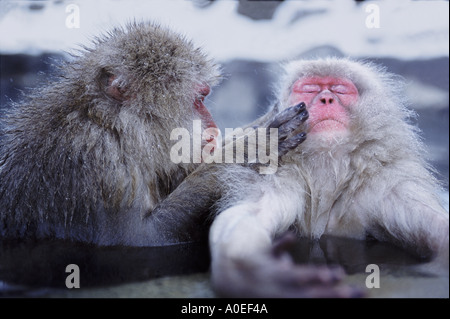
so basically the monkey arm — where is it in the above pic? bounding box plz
[141,102,309,246]
[358,171,449,260]
[221,102,309,167]
[250,102,309,156]
[142,164,225,245]
[268,102,309,156]
[240,101,282,130]
[209,192,363,298]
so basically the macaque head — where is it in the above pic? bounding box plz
[74,22,221,148]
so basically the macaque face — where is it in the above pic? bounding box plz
[194,84,219,146]
[104,72,219,146]
[287,76,359,135]
[194,85,216,129]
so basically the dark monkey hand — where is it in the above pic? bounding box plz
[266,102,309,157]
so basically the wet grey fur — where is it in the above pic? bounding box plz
[0,22,220,246]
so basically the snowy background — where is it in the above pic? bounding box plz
[0,0,448,59]
[0,0,448,208]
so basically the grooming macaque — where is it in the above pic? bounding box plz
[167,58,449,297]
[0,22,303,245]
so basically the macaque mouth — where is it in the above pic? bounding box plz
[194,99,217,128]
[310,118,347,133]
[193,93,219,146]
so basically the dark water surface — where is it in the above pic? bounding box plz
[0,236,447,298]
[0,239,210,297]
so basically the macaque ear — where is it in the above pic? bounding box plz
[100,69,127,102]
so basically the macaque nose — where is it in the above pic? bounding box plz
[318,91,335,105]
[320,97,334,104]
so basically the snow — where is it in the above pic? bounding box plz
[0,0,448,61]
[0,0,448,204]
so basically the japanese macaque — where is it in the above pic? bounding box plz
[0,22,221,245]
[0,22,302,247]
[169,58,448,297]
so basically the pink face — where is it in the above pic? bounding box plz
[193,84,219,148]
[287,76,359,135]
[194,85,217,133]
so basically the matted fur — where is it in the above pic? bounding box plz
[0,22,220,245]
[211,58,448,261]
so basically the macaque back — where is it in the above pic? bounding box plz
[0,22,221,246]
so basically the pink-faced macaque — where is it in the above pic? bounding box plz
[199,58,448,297]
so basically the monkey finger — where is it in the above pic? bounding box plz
[277,110,309,140]
[272,232,298,258]
[278,132,307,156]
[277,264,345,287]
[264,263,364,298]
[268,102,306,129]
[212,256,363,298]
[282,284,365,298]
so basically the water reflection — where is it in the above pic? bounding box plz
[0,239,210,295]
[288,236,428,275]
[0,236,447,298]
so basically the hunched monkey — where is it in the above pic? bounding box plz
[168,58,449,297]
[0,22,219,245]
[0,21,304,246]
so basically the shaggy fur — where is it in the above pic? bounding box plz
[277,59,447,252]
[0,22,220,245]
[210,57,448,272]
[205,58,448,297]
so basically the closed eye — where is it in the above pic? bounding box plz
[298,84,321,93]
[331,85,352,94]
